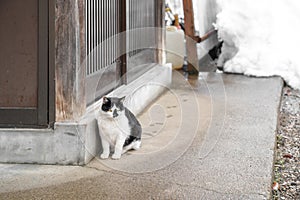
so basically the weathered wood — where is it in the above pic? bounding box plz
[55,0,86,121]
[156,0,166,65]
[48,0,56,126]
[183,0,199,74]
[119,0,127,84]
[194,29,217,43]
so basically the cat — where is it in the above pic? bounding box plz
[97,96,142,159]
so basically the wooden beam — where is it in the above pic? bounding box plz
[118,0,127,85]
[155,0,166,65]
[55,0,86,121]
[182,0,199,74]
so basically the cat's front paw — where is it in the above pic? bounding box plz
[100,153,109,159]
[112,153,121,160]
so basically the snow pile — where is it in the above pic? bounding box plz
[215,0,300,89]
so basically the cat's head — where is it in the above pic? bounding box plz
[100,96,125,118]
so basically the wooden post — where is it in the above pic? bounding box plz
[156,0,166,65]
[55,0,86,121]
[183,0,199,74]
[119,0,127,85]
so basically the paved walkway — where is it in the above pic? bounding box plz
[0,72,283,199]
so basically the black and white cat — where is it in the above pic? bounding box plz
[97,96,142,159]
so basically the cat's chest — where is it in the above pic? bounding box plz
[98,116,130,137]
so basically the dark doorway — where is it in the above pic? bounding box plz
[0,0,49,127]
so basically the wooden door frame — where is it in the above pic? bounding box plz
[0,0,53,128]
[119,0,127,84]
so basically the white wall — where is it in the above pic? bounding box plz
[166,0,219,59]
[165,0,184,20]
[193,0,218,59]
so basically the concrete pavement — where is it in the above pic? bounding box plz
[0,72,283,199]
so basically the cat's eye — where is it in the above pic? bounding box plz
[109,109,112,112]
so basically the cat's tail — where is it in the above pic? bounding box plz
[122,140,141,154]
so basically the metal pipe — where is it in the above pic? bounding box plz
[195,29,217,43]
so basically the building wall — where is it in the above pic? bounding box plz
[166,0,219,60]
[0,0,169,165]
[193,0,218,59]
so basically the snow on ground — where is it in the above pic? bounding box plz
[215,0,300,89]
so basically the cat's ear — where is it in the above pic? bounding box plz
[120,96,126,103]
[103,96,108,103]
